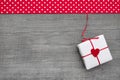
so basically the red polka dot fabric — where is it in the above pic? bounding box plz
[0,0,120,14]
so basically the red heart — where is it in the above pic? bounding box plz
[91,48,100,57]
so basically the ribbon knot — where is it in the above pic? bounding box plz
[81,37,99,42]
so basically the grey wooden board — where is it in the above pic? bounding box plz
[0,14,120,80]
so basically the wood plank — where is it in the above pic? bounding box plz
[0,14,120,30]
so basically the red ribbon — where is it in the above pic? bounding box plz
[81,14,108,64]
[81,14,88,38]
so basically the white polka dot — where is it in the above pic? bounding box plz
[22,11,25,13]
[28,2,30,4]
[12,11,14,14]
[67,4,70,6]
[1,2,4,4]
[20,9,22,11]
[9,4,12,6]
[49,11,52,13]
[1,7,3,9]
[65,6,67,8]
[60,11,62,13]
[1,12,3,13]
[17,11,19,13]
[28,11,31,13]
[44,11,46,13]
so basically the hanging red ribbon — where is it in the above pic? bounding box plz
[81,14,88,39]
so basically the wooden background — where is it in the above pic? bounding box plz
[0,14,120,80]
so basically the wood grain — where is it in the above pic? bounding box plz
[0,14,120,80]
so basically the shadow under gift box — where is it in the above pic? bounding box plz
[77,34,113,70]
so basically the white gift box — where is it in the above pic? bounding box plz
[77,34,113,70]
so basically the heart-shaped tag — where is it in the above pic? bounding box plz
[91,48,100,57]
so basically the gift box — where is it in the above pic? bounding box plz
[77,34,113,70]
